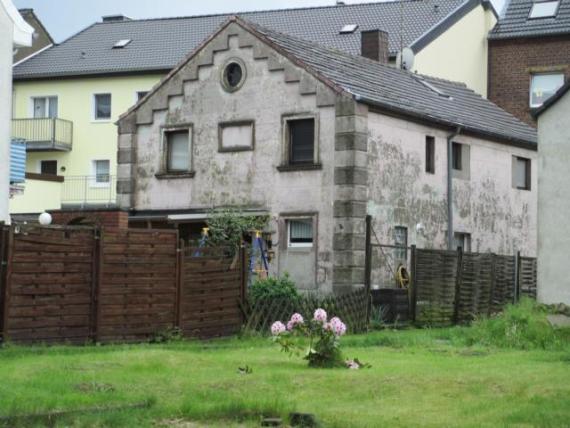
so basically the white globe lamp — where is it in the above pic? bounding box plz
[38,212,52,226]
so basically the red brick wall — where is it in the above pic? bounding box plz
[488,36,570,126]
[49,209,129,229]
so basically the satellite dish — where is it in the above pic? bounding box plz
[396,47,415,71]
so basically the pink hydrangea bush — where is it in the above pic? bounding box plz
[271,309,348,368]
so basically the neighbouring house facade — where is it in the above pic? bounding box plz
[0,0,33,224]
[9,0,497,219]
[534,83,570,305]
[488,0,570,126]
[13,8,53,64]
[116,17,537,293]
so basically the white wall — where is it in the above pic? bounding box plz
[0,4,14,224]
[537,91,570,305]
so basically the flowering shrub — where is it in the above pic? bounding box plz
[271,309,348,368]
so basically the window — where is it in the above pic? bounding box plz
[452,142,462,171]
[529,0,559,18]
[32,96,58,118]
[426,136,435,174]
[136,91,149,101]
[288,219,313,248]
[219,122,254,152]
[530,73,564,107]
[94,93,112,120]
[513,156,531,190]
[288,118,315,165]
[394,226,408,262]
[94,160,110,184]
[113,39,132,49]
[222,59,246,92]
[165,130,190,172]
[40,160,57,175]
[454,232,472,253]
[340,24,359,34]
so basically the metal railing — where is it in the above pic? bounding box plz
[11,118,73,151]
[61,175,117,208]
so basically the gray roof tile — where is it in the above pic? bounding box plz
[490,0,570,39]
[14,0,472,79]
[247,19,537,146]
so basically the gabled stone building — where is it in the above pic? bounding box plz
[116,17,537,293]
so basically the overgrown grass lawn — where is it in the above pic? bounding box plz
[1,324,569,427]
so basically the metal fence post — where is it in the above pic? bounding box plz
[364,215,373,328]
[410,244,417,323]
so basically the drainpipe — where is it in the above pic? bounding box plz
[447,127,461,250]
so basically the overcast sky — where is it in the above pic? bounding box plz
[14,0,504,43]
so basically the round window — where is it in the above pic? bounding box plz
[222,59,246,92]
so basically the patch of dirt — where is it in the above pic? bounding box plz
[74,382,115,393]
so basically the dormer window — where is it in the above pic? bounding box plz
[529,1,559,19]
[340,24,359,34]
[113,39,132,49]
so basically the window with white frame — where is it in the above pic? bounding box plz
[32,96,58,118]
[453,232,472,253]
[164,129,191,173]
[94,93,112,120]
[530,73,564,107]
[513,156,531,190]
[136,91,149,102]
[288,219,313,248]
[93,160,110,184]
[528,0,559,19]
[394,226,408,261]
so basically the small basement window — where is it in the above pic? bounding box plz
[165,130,190,173]
[340,24,359,34]
[113,39,132,49]
[288,118,315,165]
[529,0,559,18]
[530,73,564,107]
[513,156,531,190]
[425,136,435,174]
[288,219,313,248]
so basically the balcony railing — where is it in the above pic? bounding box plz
[61,175,117,208]
[12,118,73,151]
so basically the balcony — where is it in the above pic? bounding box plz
[61,175,117,208]
[12,118,73,151]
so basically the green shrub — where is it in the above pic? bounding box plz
[452,298,569,350]
[249,274,299,305]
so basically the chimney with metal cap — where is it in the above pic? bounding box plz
[361,29,389,63]
[102,15,131,23]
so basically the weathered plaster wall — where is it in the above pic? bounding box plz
[366,112,537,287]
[537,91,570,305]
[119,23,340,293]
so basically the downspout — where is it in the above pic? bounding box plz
[447,127,461,250]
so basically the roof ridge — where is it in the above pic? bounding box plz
[94,0,433,25]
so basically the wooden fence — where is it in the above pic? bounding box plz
[411,248,537,325]
[0,225,246,344]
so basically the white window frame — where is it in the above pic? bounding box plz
[134,90,150,104]
[90,159,111,188]
[161,125,193,174]
[529,73,565,108]
[93,93,112,122]
[528,0,559,19]
[287,218,314,248]
[29,95,58,118]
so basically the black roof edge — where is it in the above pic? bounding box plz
[489,30,570,41]
[532,80,570,118]
[13,68,170,82]
[358,95,537,149]
[411,0,483,53]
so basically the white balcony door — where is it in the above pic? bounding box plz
[33,97,58,118]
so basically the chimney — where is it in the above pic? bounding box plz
[102,14,131,23]
[361,29,389,63]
